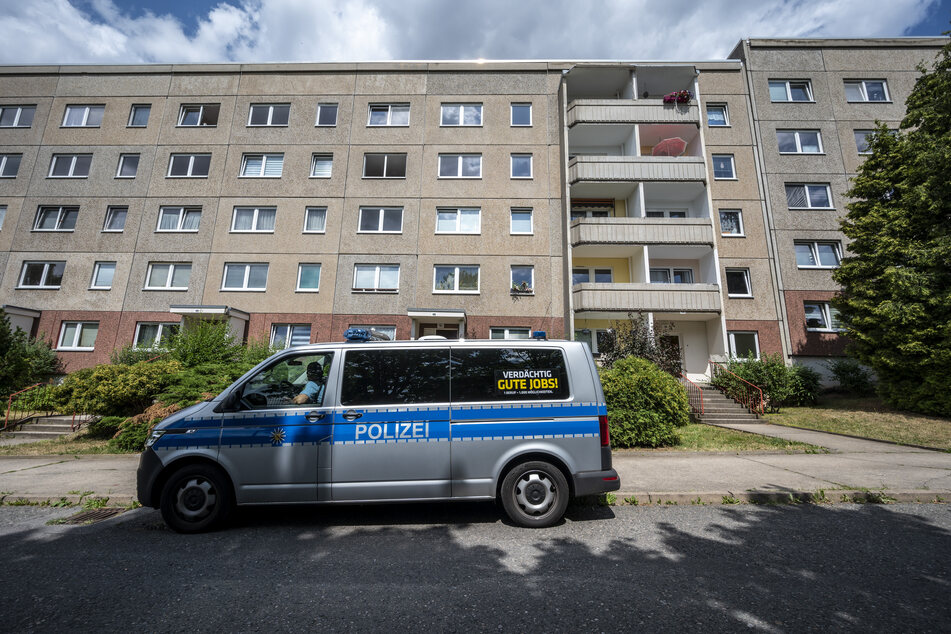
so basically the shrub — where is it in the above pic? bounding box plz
[166,320,243,367]
[110,345,165,365]
[157,361,259,407]
[598,312,682,375]
[53,360,182,416]
[826,358,874,395]
[109,418,153,452]
[786,365,821,406]
[712,355,821,411]
[599,356,689,448]
[0,309,61,400]
[10,383,58,413]
[84,415,125,440]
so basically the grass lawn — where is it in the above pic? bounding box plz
[0,433,126,456]
[766,394,951,452]
[620,423,826,453]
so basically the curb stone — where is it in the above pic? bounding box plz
[609,490,950,506]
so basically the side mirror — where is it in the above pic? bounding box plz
[215,390,240,413]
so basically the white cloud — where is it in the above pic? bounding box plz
[0,0,939,64]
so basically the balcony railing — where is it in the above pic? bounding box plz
[572,282,721,313]
[569,155,706,184]
[570,217,714,247]
[567,99,700,126]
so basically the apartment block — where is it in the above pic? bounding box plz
[0,37,944,377]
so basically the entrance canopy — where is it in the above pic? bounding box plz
[407,308,467,339]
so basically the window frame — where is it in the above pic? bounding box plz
[352,264,400,293]
[510,153,533,179]
[17,261,65,289]
[510,103,532,127]
[230,206,276,233]
[727,331,760,359]
[310,153,333,178]
[785,183,834,210]
[0,105,36,128]
[433,264,480,294]
[62,104,104,128]
[48,153,92,178]
[115,153,139,178]
[247,103,290,127]
[166,153,211,178]
[768,79,814,103]
[490,327,531,340]
[221,262,269,292]
[102,206,127,232]
[358,206,403,234]
[705,103,729,127]
[239,153,284,178]
[711,154,736,180]
[270,324,313,349]
[89,261,116,290]
[177,103,220,127]
[156,206,201,233]
[133,322,179,349]
[440,103,483,127]
[435,207,481,234]
[315,103,338,127]
[804,302,844,332]
[649,267,694,284]
[725,268,752,298]
[718,209,744,237]
[510,208,534,235]
[844,80,890,103]
[296,263,321,293]
[510,265,534,294]
[144,262,191,291]
[362,152,407,179]
[776,129,824,154]
[437,153,482,179]
[0,153,21,178]
[367,103,410,127]
[33,206,78,232]
[854,129,875,155]
[0,205,6,231]
[794,241,843,269]
[57,321,99,351]
[127,104,151,128]
[303,207,327,234]
[571,267,613,285]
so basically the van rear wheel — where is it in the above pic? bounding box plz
[160,464,233,533]
[500,461,569,528]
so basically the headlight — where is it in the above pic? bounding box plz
[145,430,165,448]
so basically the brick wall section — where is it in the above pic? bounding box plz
[725,319,783,357]
[465,315,565,340]
[783,290,848,357]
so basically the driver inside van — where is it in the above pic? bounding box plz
[292,360,326,405]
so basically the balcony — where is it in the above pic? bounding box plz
[567,99,699,126]
[573,282,722,316]
[569,155,706,185]
[571,217,714,249]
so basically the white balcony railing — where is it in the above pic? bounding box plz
[569,155,706,183]
[572,282,721,313]
[570,217,714,247]
[567,99,700,126]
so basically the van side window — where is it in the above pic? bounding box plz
[341,348,450,406]
[237,352,333,410]
[451,348,570,402]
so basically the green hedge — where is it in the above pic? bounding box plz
[53,360,182,416]
[599,356,689,448]
[711,354,821,412]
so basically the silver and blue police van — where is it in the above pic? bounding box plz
[136,330,620,531]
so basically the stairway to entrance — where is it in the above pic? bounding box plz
[3,416,78,441]
[693,384,761,425]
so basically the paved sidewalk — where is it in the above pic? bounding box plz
[0,425,949,506]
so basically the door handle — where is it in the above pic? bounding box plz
[343,409,362,421]
[305,410,325,423]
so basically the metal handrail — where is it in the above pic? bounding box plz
[709,360,765,416]
[3,382,54,431]
[678,373,704,416]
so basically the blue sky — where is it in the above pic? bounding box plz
[2,0,948,64]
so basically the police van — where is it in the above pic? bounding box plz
[136,331,620,532]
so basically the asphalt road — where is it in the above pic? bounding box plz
[1,502,949,632]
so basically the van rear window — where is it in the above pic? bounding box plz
[341,348,450,406]
[451,348,569,402]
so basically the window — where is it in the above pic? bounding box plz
[650,268,694,284]
[510,154,533,179]
[844,80,889,102]
[349,325,396,341]
[450,347,570,403]
[491,327,531,340]
[574,328,614,355]
[303,207,327,233]
[62,105,104,127]
[342,348,449,406]
[167,153,210,177]
[231,206,276,232]
[0,105,35,128]
[711,154,735,179]
[725,268,752,297]
[706,104,729,126]
[0,205,6,230]
[719,209,744,236]
[768,80,813,102]
[777,129,822,154]
[270,324,312,349]
[240,153,284,178]
[103,206,127,232]
[367,103,409,126]
[795,241,842,268]
[785,183,832,209]
[316,103,338,126]
[353,264,399,292]
[90,261,116,289]
[645,209,687,218]
[49,154,91,178]
[310,153,333,178]
[222,263,268,291]
[363,153,406,178]
[728,331,759,359]
[804,302,844,332]
[511,265,534,293]
[433,265,479,293]
[248,104,289,126]
[18,261,65,289]
[0,154,21,177]
[116,154,139,178]
[134,322,179,348]
[57,322,98,351]
[436,207,480,234]
[440,103,482,126]
[511,103,532,126]
[177,104,219,126]
[438,153,481,178]
[238,351,334,410]
[572,268,612,284]
[854,130,874,154]
[157,206,201,232]
[34,206,78,231]
[358,207,402,233]
[510,208,533,234]
[297,264,321,292]
[128,104,150,127]
[145,263,191,290]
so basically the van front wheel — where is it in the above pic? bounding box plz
[160,464,233,533]
[500,461,569,528]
